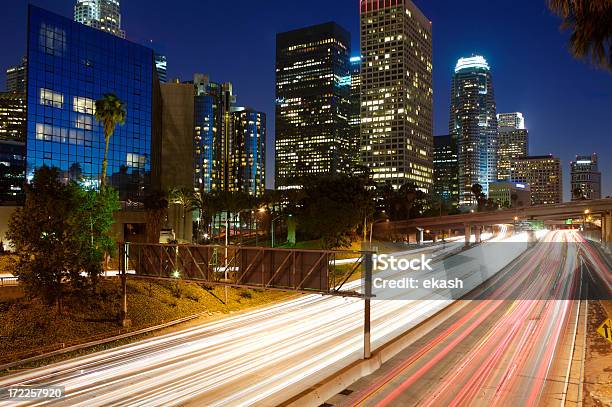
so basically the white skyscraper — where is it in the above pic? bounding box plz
[75,0,125,38]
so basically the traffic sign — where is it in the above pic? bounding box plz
[596,318,612,344]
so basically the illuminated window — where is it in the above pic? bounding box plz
[39,88,64,109]
[73,96,95,114]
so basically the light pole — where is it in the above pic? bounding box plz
[369,218,390,243]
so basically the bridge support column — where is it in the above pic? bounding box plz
[418,228,424,245]
[475,226,482,244]
[603,212,612,243]
[464,224,471,247]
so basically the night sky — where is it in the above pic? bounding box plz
[2,0,611,199]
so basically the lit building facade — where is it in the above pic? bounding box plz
[0,92,27,204]
[497,112,525,130]
[74,0,125,38]
[5,57,27,94]
[230,107,266,196]
[27,5,159,201]
[360,0,433,191]
[450,55,498,206]
[488,181,531,208]
[349,56,362,166]
[275,22,353,189]
[433,135,458,207]
[510,155,562,205]
[570,154,601,200]
[155,53,168,83]
[191,74,265,196]
[497,112,528,181]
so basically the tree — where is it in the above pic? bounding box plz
[7,166,119,311]
[471,183,487,211]
[548,0,612,70]
[573,186,585,200]
[144,190,169,243]
[95,93,127,189]
[298,175,374,248]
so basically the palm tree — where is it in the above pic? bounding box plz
[95,93,127,189]
[548,0,612,70]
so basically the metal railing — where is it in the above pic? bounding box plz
[0,276,18,287]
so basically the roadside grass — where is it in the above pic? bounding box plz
[0,278,292,367]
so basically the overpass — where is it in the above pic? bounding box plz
[375,198,612,246]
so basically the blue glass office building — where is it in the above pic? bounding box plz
[26,6,160,201]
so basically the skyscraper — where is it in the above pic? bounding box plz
[0,92,26,204]
[275,22,353,190]
[497,112,525,130]
[433,135,458,207]
[192,74,265,197]
[349,56,362,167]
[360,0,433,191]
[230,107,266,196]
[449,55,498,206]
[570,154,601,200]
[5,57,27,94]
[27,5,159,201]
[74,0,125,38]
[497,112,528,181]
[155,53,168,84]
[510,155,562,205]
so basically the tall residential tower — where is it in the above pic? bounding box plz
[360,0,433,191]
[449,55,498,206]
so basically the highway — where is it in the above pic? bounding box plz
[0,227,566,407]
[334,230,611,407]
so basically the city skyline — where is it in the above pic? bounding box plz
[0,0,610,199]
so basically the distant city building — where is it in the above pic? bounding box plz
[488,181,531,208]
[0,92,27,204]
[191,74,265,196]
[360,0,433,191]
[230,107,266,196]
[570,154,601,200]
[497,112,528,181]
[155,53,168,83]
[510,155,563,205]
[27,5,159,202]
[74,0,125,38]
[349,56,361,167]
[497,112,525,131]
[449,55,498,206]
[5,57,27,93]
[275,22,353,190]
[433,135,458,207]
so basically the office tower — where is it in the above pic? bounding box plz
[230,107,266,196]
[488,182,531,208]
[191,74,265,196]
[349,56,362,166]
[0,92,27,204]
[570,154,601,200]
[497,112,525,130]
[155,53,168,83]
[497,112,528,181]
[360,0,433,191]
[5,57,27,94]
[27,5,159,201]
[510,155,562,205]
[74,0,125,38]
[275,22,352,189]
[450,56,498,206]
[433,135,458,207]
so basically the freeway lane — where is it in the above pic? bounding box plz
[0,229,523,407]
[335,231,610,407]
